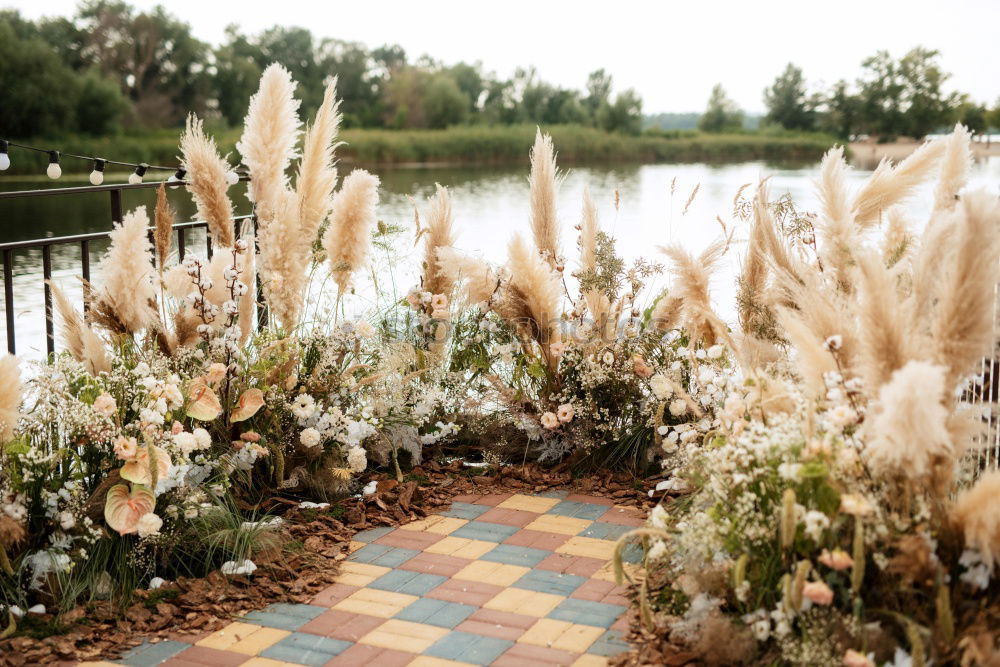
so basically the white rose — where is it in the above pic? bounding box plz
[59,511,76,531]
[174,432,197,455]
[649,374,673,400]
[707,344,724,359]
[192,428,212,450]
[137,513,163,538]
[347,446,367,473]
[300,427,321,448]
[668,399,688,417]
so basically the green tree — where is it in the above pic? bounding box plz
[857,47,953,138]
[818,80,861,139]
[598,89,643,134]
[763,63,815,131]
[584,69,612,123]
[423,75,470,128]
[698,84,743,132]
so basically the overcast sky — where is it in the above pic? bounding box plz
[7,0,1000,114]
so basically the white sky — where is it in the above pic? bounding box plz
[6,0,1000,113]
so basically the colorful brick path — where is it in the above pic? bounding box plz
[96,491,645,667]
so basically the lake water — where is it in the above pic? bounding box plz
[2,155,999,363]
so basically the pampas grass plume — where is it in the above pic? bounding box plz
[528,129,561,266]
[180,114,235,248]
[98,206,158,334]
[0,355,20,442]
[296,79,341,241]
[325,169,380,294]
[49,281,110,375]
[154,183,174,271]
[435,247,497,306]
[423,184,456,297]
[506,233,563,349]
[952,471,1000,570]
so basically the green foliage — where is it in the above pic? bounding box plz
[698,84,744,133]
[763,63,817,132]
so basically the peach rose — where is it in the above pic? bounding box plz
[114,435,138,461]
[540,412,559,429]
[93,393,117,417]
[205,362,228,386]
[818,548,854,571]
[842,650,874,667]
[632,355,653,379]
[557,403,575,423]
[802,581,834,606]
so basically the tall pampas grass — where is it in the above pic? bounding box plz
[0,355,20,442]
[855,252,914,390]
[927,190,1000,390]
[816,147,857,285]
[932,123,971,215]
[325,169,380,295]
[528,129,561,267]
[659,240,733,348]
[239,240,256,345]
[775,307,838,394]
[504,234,563,354]
[180,114,235,248]
[154,183,174,271]
[852,137,946,228]
[578,188,612,338]
[295,80,341,242]
[95,206,158,334]
[49,282,110,375]
[237,63,302,223]
[257,191,305,328]
[435,247,499,306]
[422,184,457,297]
[952,471,1000,570]
[881,207,913,267]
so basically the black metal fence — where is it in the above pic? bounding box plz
[0,179,262,356]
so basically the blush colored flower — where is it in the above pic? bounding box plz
[431,308,449,320]
[557,403,574,423]
[93,393,117,417]
[839,493,874,516]
[802,581,834,606]
[549,341,566,357]
[842,650,874,667]
[818,548,854,571]
[632,355,653,378]
[137,512,163,538]
[540,412,559,429]
[431,293,448,310]
[114,435,138,460]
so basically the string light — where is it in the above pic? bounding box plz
[89,159,106,186]
[129,163,148,185]
[46,151,61,180]
[226,169,239,186]
[0,141,9,171]
[169,168,186,182]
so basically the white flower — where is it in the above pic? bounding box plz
[824,334,842,352]
[650,504,669,530]
[347,446,367,473]
[648,540,668,561]
[137,513,163,538]
[751,618,771,642]
[192,428,212,450]
[362,480,378,496]
[93,392,117,416]
[707,344,724,359]
[602,351,615,365]
[828,404,858,429]
[650,374,673,400]
[540,412,559,429]
[803,510,830,542]
[557,403,574,423]
[657,425,669,436]
[291,394,316,420]
[697,367,715,385]
[220,559,257,576]
[58,511,75,531]
[148,577,165,590]
[174,432,198,455]
[668,399,687,417]
[300,427,321,448]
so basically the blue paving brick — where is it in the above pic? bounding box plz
[426,631,514,665]
[588,629,632,656]
[481,543,551,567]
[548,598,627,628]
[513,568,587,596]
[450,520,520,542]
[395,597,476,628]
[579,521,633,541]
[347,543,420,567]
[242,603,327,630]
[548,500,609,520]
[620,542,644,563]
[260,632,351,666]
[440,501,491,520]
[115,639,189,666]
[370,569,447,595]
[537,489,570,499]
[351,525,395,542]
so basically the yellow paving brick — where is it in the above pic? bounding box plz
[400,515,468,535]
[519,618,603,652]
[483,587,565,617]
[196,621,261,651]
[573,655,610,667]
[524,514,593,536]
[452,560,530,586]
[333,587,419,618]
[497,493,561,513]
[518,618,573,646]
[557,535,616,560]
[239,659,300,667]
[592,560,639,583]
[359,618,449,653]
[230,626,292,655]
[347,540,366,553]
[424,535,496,560]
[332,561,392,586]
[408,657,477,667]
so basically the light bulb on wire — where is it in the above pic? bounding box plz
[225,169,239,186]
[89,159,106,186]
[0,140,9,171]
[129,163,148,185]
[46,151,61,180]
[169,168,186,183]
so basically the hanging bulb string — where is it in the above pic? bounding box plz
[0,139,183,173]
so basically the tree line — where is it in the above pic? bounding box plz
[696,47,999,139]
[0,1,643,138]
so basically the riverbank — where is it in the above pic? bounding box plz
[849,137,1000,167]
[0,125,838,175]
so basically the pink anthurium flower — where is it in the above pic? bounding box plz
[231,389,265,422]
[187,382,222,421]
[104,484,155,535]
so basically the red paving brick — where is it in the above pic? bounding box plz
[537,553,606,577]
[164,646,248,667]
[398,551,471,576]
[503,528,570,551]
[572,578,630,605]
[476,506,538,527]
[450,494,483,504]
[493,642,581,665]
[472,492,514,506]
[310,582,361,606]
[374,528,445,550]
[325,643,415,666]
[299,609,386,641]
[598,507,645,526]
[565,493,615,506]
[425,578,505,606]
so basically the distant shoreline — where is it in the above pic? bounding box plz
[848,138,1000,167]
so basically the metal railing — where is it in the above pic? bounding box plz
[0,178,265,356]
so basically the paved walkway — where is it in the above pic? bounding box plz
[103,491,645,666]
